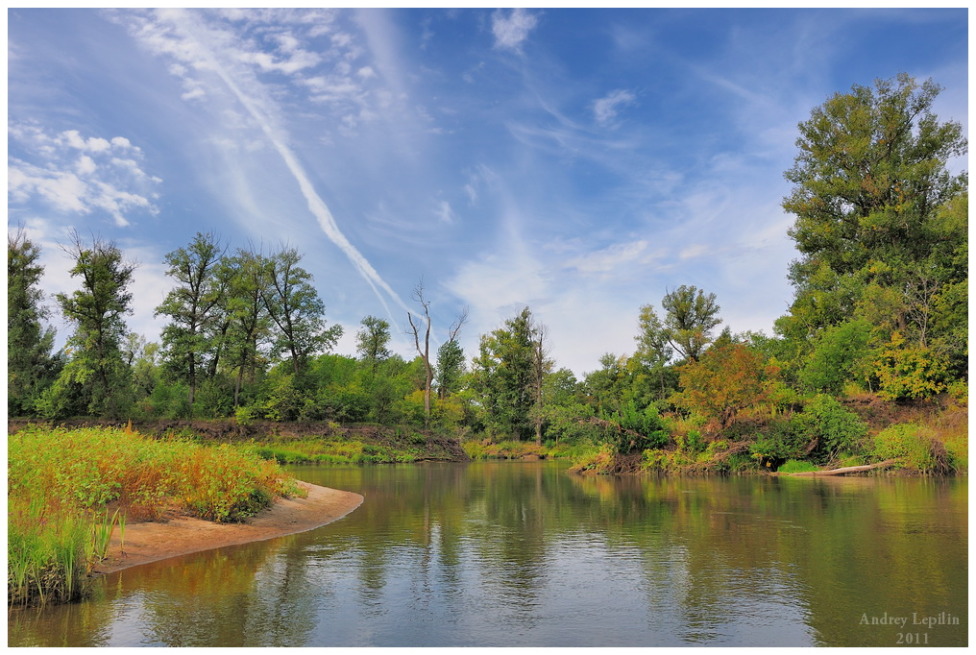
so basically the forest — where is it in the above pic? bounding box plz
[8,74,968,475]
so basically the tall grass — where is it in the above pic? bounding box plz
[8,426,301,606]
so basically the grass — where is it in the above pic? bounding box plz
[8,425,301,607]
[462,439,602,461]
[245,438,428,465]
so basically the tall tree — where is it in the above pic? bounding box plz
[407,282,434,426]
[779,74,967,345]
[633,303,675,397]
[530,323,551,445]
[356,315,392,372]
[223,248,272,407]
[156,232,225,407]
[263,246,341,375]
[472,307,546,441]
[436,339,466,399]
[660,285,721,362]
[54,232,136,417]
[435,306,469,400]
[7,229,59,416]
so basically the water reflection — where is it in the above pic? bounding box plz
[8,463,967,647]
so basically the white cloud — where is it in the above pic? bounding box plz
[9,124,161,227]
[491,9,539,52]
[76,155,97,176]
[593,89,636,126]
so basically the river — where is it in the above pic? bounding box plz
[7,461,968,647]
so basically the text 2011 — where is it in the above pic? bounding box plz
[896,632,929,645]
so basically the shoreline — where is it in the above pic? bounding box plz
[92,481,364,575]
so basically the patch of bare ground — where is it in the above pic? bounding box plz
[92,481,363,575]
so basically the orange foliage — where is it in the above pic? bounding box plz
[673,342,780,432]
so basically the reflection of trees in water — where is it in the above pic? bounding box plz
[9,464,967,647]
[132,538,315,646]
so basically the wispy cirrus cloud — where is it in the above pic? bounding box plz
[110,8,411,317]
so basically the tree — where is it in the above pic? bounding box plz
[798,318,873,394]
[672,341,779,432]
[7,229,59,416]
[407,282,435,426]
[407,284,469,426]
[357,315,392,370]
[52,232,136,417]
[633,303,675,397]
[263,246,341,376]
[472,307,547,441]
[156,232,225,407]
[436,338,466,400]
[222,248,273,407]
[780,74,967,345]
[660,285,721,361]
[530,323,551,445]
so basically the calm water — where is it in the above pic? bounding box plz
[8,462,968,647]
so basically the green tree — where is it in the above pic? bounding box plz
[222,249,272,407]
[436,338,466,399]
[472,307,546,441]
[7,229,60,416]
[780,74,967,348]
[798,318,874,394]
[633,303,676,398]
[356,315,392,371]
[156,232,225,407]
[660,285,721,362]
[51,233,136,417]
[263,246,341,376]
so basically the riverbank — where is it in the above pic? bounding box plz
[93,481,363,575]
[7,418,471,464]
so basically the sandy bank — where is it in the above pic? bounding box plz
[92,481,363,575]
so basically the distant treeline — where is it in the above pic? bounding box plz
[8,74,967,473]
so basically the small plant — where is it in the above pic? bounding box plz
[777,459,819,474]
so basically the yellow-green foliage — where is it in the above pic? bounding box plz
[247,436,431,464]
[462,439,597,461]
[8,426,301,606]
[872,423,952,473]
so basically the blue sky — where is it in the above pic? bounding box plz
[7,7,968,376]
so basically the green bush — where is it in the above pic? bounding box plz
[603,401,670,454]
[801,394,868,459]
[872,423,951,473]
[777,459,819,473]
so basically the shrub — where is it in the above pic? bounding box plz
[801,394,868,459]
[872,423,952,473]
[777,459,819,473]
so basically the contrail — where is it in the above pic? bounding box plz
[173,10,410,319]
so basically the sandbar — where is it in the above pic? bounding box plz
[92,481,363,575]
